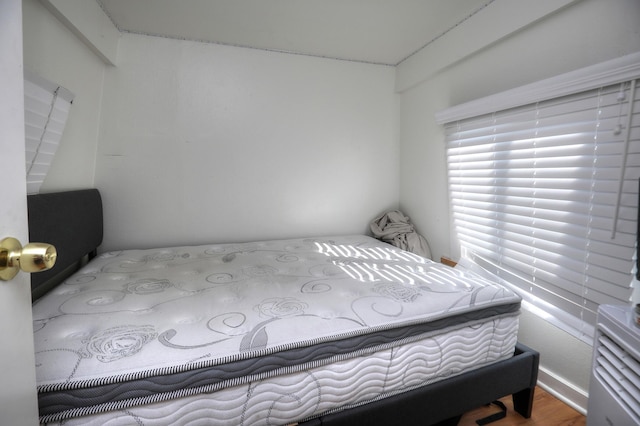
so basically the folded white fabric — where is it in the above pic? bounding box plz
[370,210,432,259]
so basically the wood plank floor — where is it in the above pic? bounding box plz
[457,387,586,426]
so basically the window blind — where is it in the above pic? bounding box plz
[24,71,74,194]
[440,57,640,343]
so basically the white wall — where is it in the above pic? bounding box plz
[95,34,399,251]
[21,0,106,192]
[398,0,640,411]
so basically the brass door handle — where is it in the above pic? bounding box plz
[0,237,57,281]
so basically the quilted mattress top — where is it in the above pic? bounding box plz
[32,235,520,391]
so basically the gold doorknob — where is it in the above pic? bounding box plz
[0,237,57,281]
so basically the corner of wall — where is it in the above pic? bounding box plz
[394,0,583,93]
[39,0,119,65]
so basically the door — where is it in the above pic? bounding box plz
[0,0,40,424]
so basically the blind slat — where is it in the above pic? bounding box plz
[23,73,73,195]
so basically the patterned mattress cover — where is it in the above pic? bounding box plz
[32,235,521,423]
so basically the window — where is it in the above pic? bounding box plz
[436,53,640,343]
[24,70,74,194]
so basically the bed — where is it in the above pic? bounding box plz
[28,189,539,425]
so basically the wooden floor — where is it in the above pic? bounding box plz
[457,387,586,426]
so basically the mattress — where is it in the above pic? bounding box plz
[32,235,520,424]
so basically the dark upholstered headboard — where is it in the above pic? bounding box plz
[28,189,103,301]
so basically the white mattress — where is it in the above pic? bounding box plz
[43,315,519,425]
[33,235,520,424]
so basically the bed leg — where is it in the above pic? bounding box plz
[512,386,535,418]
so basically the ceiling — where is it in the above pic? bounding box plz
[97,0,493,66]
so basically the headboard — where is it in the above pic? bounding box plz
[28,189,103,301]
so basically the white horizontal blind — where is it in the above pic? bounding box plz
[445,79,639,342]
[24,71,74,194]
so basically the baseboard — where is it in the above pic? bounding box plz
[537,366,588,415]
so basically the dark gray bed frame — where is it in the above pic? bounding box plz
[27,189,539,426]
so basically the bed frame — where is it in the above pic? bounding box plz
[28,189,103,301]
[27,189,539,426]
